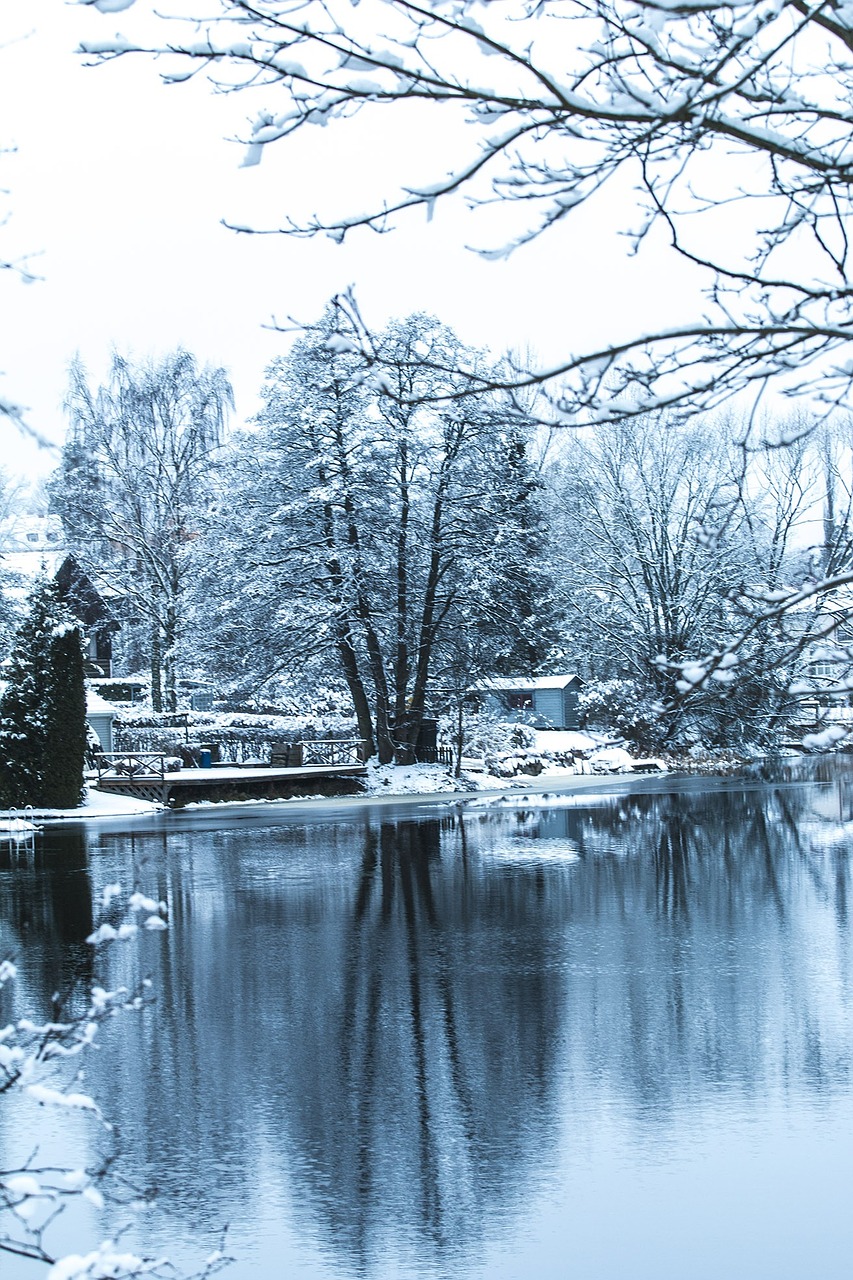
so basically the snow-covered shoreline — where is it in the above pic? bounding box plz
[13,759,718,824]
[5,726,785,825]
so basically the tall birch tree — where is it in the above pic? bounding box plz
[53,350,232,711]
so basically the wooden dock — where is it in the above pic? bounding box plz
[94,747,368,806]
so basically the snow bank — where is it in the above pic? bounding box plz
[22,788,163,823]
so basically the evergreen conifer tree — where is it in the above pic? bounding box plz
[44,618,88,808]
[0,579,87,808]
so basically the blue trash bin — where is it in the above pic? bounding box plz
[199,749,212,769]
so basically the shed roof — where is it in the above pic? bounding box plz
[473,674,582,692]
[86,690,118,715]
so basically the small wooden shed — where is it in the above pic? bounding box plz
[471,675,584,730]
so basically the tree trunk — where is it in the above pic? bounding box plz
[332,424,395,763]
[164,598,178,713]
[394,438,410,730]
[364,629,395,764]
[399,454,456,762]
[150,624,163,713]
[454,699,465,778]
[335,626,375,758]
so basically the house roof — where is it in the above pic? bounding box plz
[0,537,118,630]
[2,551,67,584]
[473,675,582,692]
[86,690,118,715]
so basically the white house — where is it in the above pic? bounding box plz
[0,515,118,676]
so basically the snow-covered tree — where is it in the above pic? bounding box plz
[551,412,847,748]
[552,416,747,687]
[0,579,87,808]
[52,351,233,711]
[191,308,555,761]
[46,615,90,809]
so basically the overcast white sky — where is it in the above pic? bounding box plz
[0,0,703,485]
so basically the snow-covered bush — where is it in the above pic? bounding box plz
[579,679,664,752]
[486,753,547,778]
[456,713,538,759]
[588,746,636,773]
[113,711,358,763]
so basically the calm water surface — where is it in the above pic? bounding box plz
[2,764,853,1278]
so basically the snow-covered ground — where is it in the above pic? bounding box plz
[364,762,651,797]
[3,788,163,824]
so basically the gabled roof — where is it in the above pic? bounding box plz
[1,550,67,584]
[473,674,582,692]
[86,690,118,715]
[1,542,117,631]
[1,515,68,594]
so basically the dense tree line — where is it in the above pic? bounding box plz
[32,318,853,757]
[72,0,853,739]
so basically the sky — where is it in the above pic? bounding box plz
[0,0,703,487]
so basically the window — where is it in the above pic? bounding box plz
[506,691,533,711]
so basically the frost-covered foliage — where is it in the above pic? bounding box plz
[187,306,557,764]
[51,351,233,714]
[0,579,87,807]
[0,884,229,1278]
[113,709,357,760]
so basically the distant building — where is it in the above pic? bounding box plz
[0,515,118,677]
[470,674,584,730]
[86,690,117,753]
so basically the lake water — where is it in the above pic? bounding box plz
[2,764,853,1279]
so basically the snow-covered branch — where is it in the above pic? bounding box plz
[72,0,853,413]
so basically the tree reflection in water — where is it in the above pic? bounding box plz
[0,768,851,1279]
[274,816,565,1271]
[0,825,93,1016]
